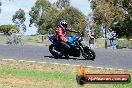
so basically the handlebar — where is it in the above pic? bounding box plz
[71,32,83,43]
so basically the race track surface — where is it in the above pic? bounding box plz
[0,45,132,70]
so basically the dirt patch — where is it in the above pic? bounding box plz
[0,59,132,75]
[0,59,132,88]
[0,60,76,73]
[0,77,68,88]
[0,77,62,85]
[84,67,132,74]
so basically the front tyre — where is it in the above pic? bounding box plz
[83,46,96,60]
[49,44,62,59]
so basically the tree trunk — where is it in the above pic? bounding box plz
[105,30,107,48]
[104,25,108,48]
[42,36,44,43]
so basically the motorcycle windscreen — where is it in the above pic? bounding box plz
[49,36,58,45]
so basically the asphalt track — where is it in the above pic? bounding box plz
[0,45,132,70]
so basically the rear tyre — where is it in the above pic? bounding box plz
[49,44,62,59]
[83,46,96,60]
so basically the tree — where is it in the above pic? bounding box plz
[90,0,132,40]
[111,15,132,39]
[12,8,26,34]
[57,6,87,32]
[0,0,1,13]
[29,0,87,34]
[0,25,19,35]
[54,0,70,10]
[29,0,59,34]
[90,0,124,48]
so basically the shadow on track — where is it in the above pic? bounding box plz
[44,56,89,60]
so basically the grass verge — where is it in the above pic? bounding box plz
[0,69,75,81]
[22,35,50,46]
[96,38,132,48]
[0,36,6,44]
[0,59,132,88]
[0,35,132,47]
[0,35,50,46]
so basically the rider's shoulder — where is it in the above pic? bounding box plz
[55,27,61,32]
[56,25,63,30]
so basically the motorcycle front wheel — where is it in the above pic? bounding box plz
[49,44,62,59]
[82,46,96,60]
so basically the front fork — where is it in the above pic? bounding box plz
[77,42,89,58]
[77,42,86,53]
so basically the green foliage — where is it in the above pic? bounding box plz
[0,25,19,35]
[12,8,26,33]
[111,15,132,39]
[122,0,132,18]
[90,0,132,48]
[92,0,123,26]
[90,0,124,48]
[29,0,59,34]
[54,0,70,10]
[93,23,102,38]
[29,0,87,35]
[57,7,87,31]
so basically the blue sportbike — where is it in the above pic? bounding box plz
[48,33,95,60]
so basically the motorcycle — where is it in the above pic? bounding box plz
[48,32,96,60]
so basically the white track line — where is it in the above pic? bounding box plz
[1,59,124,70]
[26,61,36,63]
[2,59,16,61]
[38,62,47,64]
[19,60,26,62]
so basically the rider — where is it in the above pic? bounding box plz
[55,20,79,58]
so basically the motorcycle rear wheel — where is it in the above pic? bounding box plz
[49,44,62,59]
